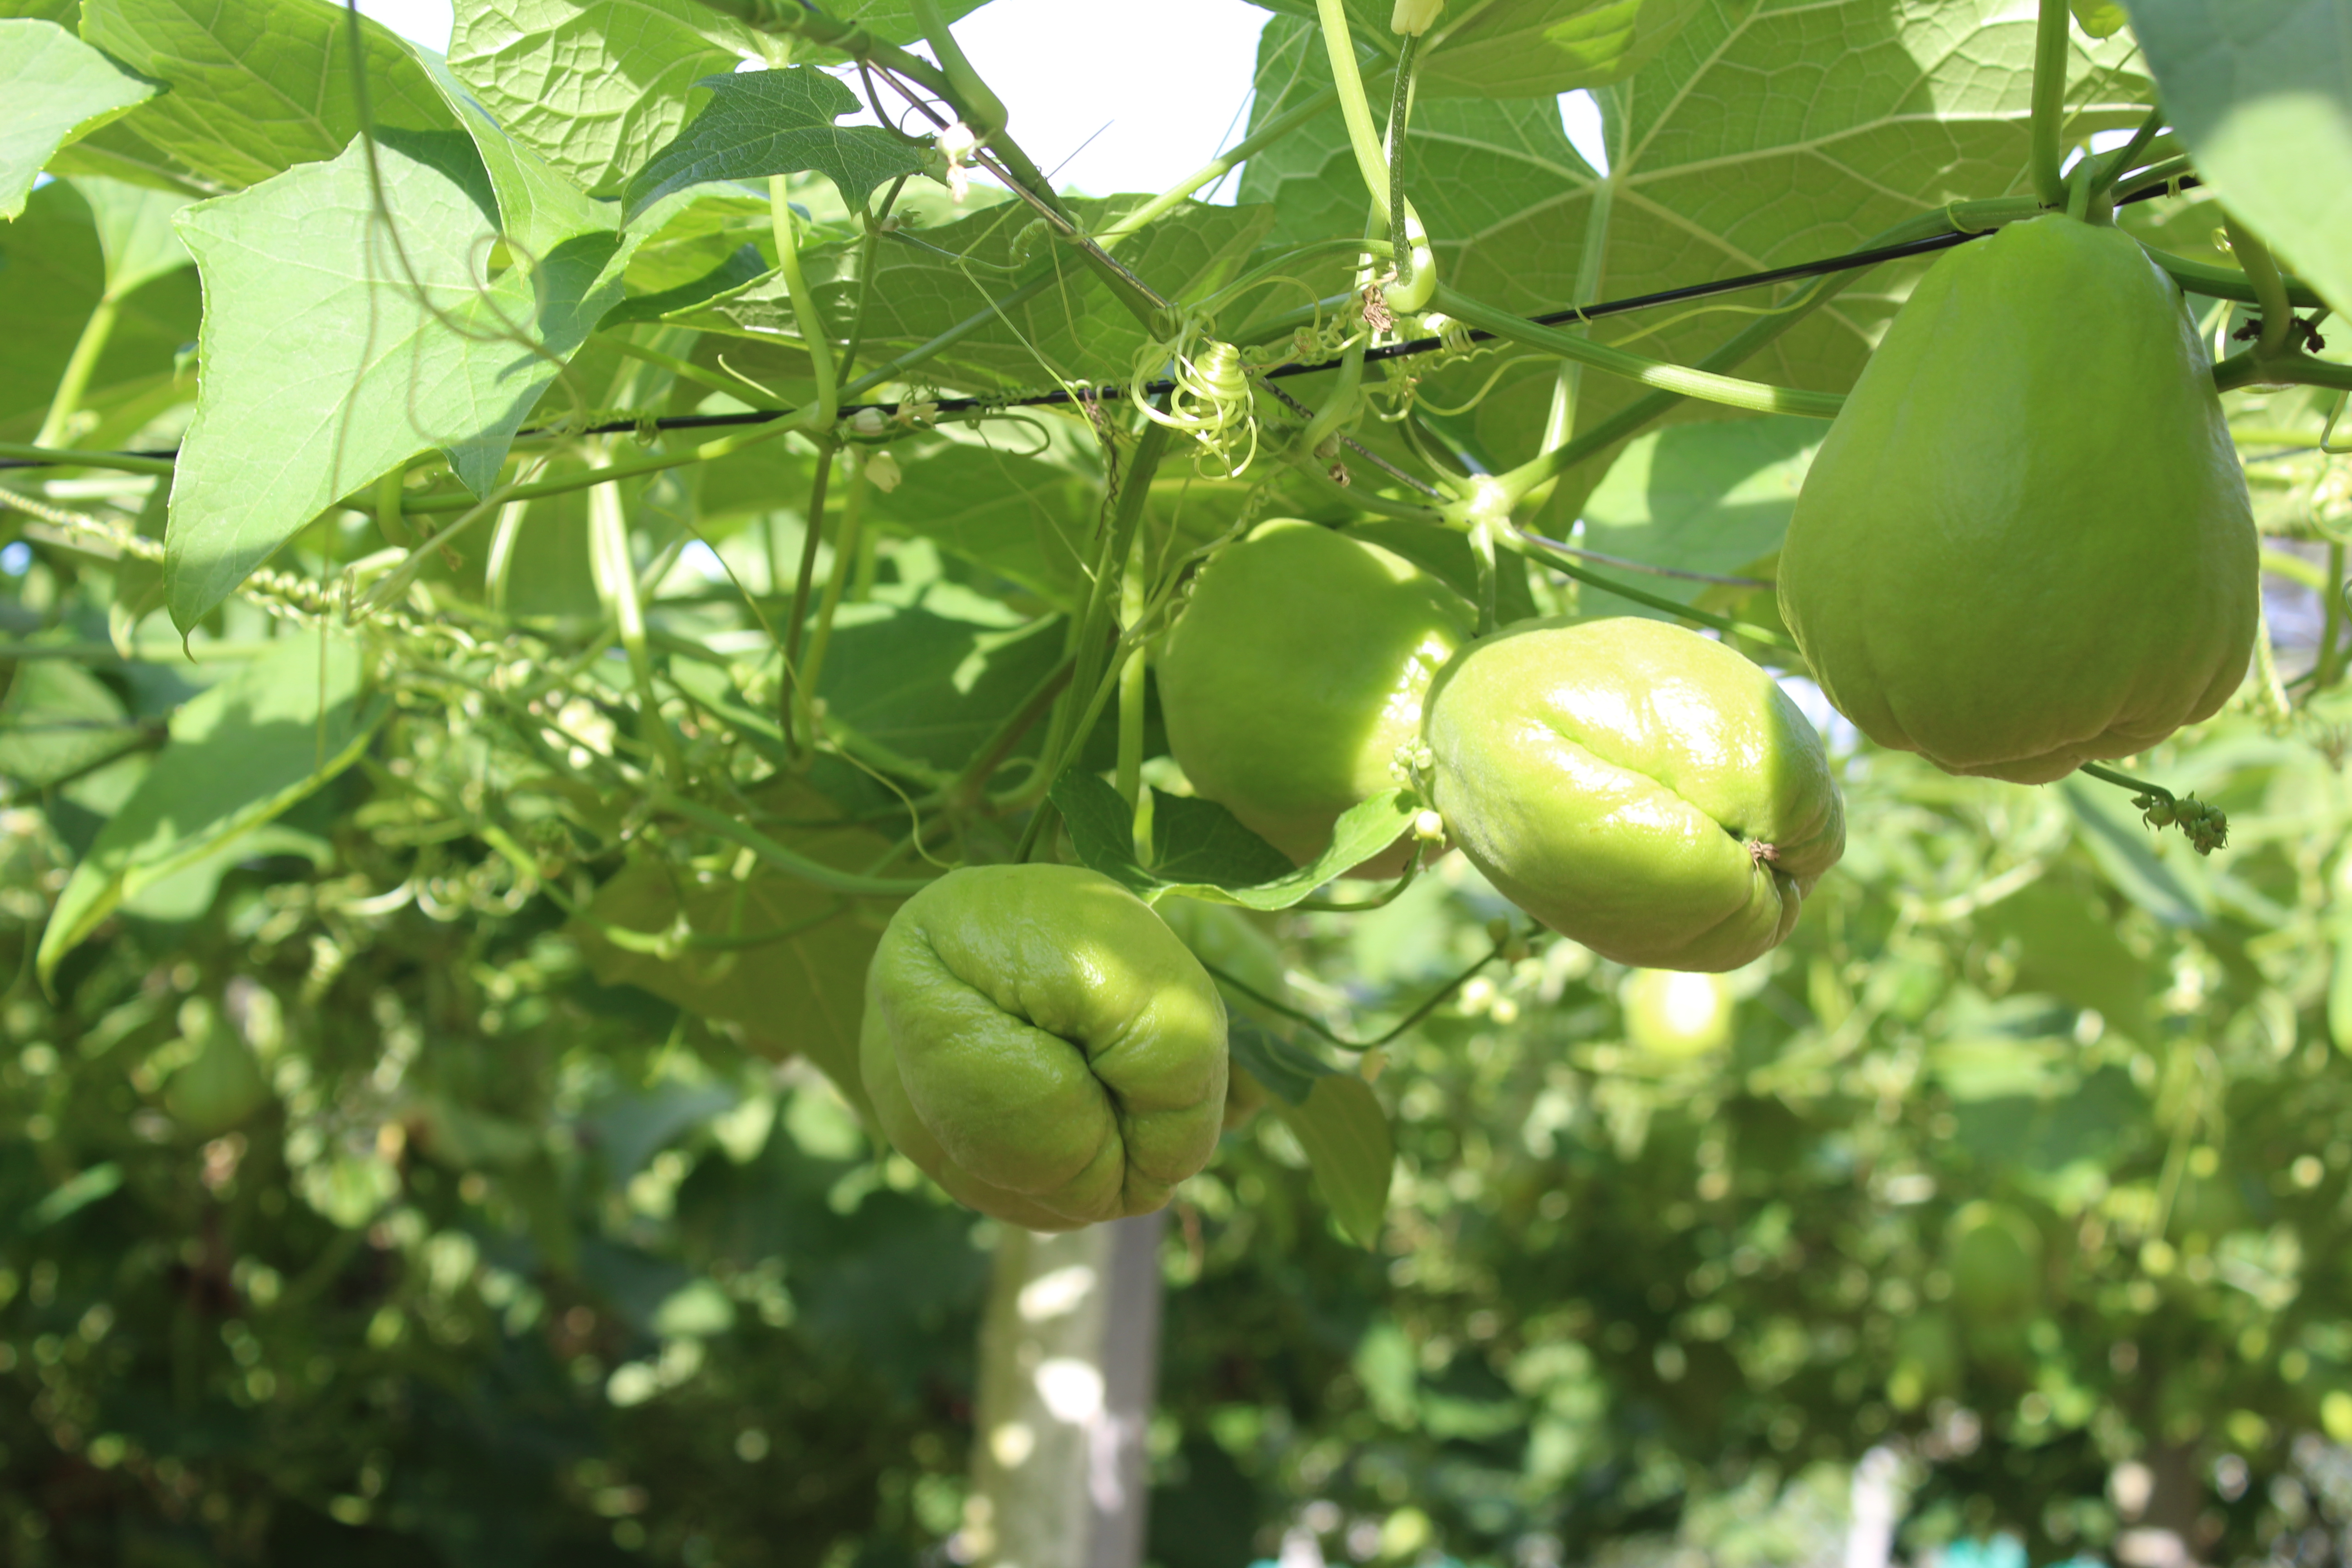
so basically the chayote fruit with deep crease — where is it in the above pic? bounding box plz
[1158,519,1473,873]
[1778,215,2257,784]
[1424,617,1844,972]
[859,864,1228,1231]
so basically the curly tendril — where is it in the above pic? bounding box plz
[1133,330,1259,477]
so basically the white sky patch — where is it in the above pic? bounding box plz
[356,0,453,54]
[1559,88,1608,175]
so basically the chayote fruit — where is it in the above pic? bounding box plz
[859,864,1228,1231]
[1778,215,2257,784]
[1158,519,1473,872]
[1424,617,1844,972]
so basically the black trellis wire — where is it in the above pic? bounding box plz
[0,176,2203,472]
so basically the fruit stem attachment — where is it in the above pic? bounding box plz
[2077,762,2229,855]
[1317,0,1398,227]
[2030,0,2072,209]
[2088,106,2164,197]
[2222,214,2296,360]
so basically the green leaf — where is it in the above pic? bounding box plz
[0,657,151,788]
[448,0,762,198]
[37,633,385,983]
[1247,0,1704,97]
[575,797,903,1119]
[78,0,461,189]
[0,178,199,446]
[2120,0,2352,317]
[0,18,159,220]
[1275,1073,1393,1246]
[1574,413,1818,612]
[1976,879,2153,1042]
[69,172,195,296]
[164,131,645,628]
[677,194,1277,392]
[1226,1016,1339,1107]
[801,596,1065,779]
[41,117,221,197]
[2058,776,2211,928]
[1053,772,1417,909]
[1240,2,2151,522]
[623,67,928,222]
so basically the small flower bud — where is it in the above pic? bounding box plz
[866,451,903,493]
[1415,808,1446,841]
[1392,0,1445,34]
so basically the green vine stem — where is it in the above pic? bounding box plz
[1386,32,1422,294]
[1201,924,1521,1054]
[779,441,837,755]
[1524,96,1620,514]
[2312,539,2350,693]
[1020,416,1176,862]
[1431,282,1845,418]
[373,466,411,549]
[586,455,685,783]
[0,443,175,478]
[34,295,122,451]
[2088,106,2165,196]
[839,176,911,385]
[796,446,867,737]
[1508,527,1795,652]
[2030,0,2071,208]
[1317,0,1397,225]
[1117,530,1151,857]
[907,0,1007,137]
[769,175,839,431]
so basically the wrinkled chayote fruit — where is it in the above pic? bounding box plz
[1424,617,1845,972]
[1158,519,1473,873]
[1778,215,2257,784]
[859,865,1228,1231]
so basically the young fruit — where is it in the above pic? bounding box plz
[859,864,1228,1231]
[1778,215,2257,784]
[1621,969,1736,1058]
[1157,519,1474,872]
[1423,617,1844,972]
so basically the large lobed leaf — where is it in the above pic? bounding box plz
[2121,0,2352,319]
[446,0,990,199]
[1239,0,2151,514]
[78,0,461,189]
[1245,0,1706,98]
[622,67,929,221]
[0,18,158,220]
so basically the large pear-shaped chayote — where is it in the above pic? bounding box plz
[859,864,1228,1231]
[1425,618,1844,972]
[1778,215,2257,784]
[1158,519,1474,871]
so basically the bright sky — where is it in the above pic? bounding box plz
[353,0,1616,196]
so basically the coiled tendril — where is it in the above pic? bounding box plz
[1132,325,1259,478]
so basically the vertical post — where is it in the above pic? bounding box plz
[964,1213,1166,1568]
